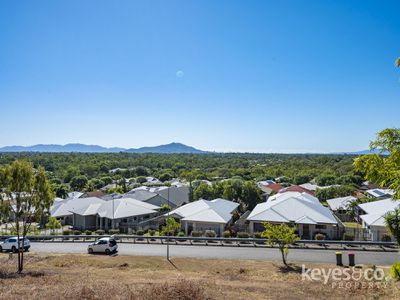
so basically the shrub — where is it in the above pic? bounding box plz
[222,230,231,238]
[205,230,216,238]
[73,230,81,235]
[254,232,262,239]
[109,229,120,235]
[148,229,156,236]
[315,233,326,241]
[136,230,144,236]
[95,229,105,235]
[381,234,392,242]
[84,230,92,235]
[191,230,202,237]
[62,230,72,236]
[343,234,354,241]
[177,231,185,237]
[391,262,400,280]
[237,232,249,238]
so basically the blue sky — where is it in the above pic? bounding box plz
[0,0,399,152]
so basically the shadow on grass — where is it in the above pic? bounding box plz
[277,264,303,274]
[0,269,45,279]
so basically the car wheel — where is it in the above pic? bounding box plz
[0,246,2,252]
[88,248,93,254]
[105,249,110,255]
[11,246,17,253]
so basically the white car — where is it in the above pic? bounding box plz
[0,237,30,253]
[87,237,118,255]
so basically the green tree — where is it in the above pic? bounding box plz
[241,181,262,210]
[315,185,356,202]
[161,217,181,236]
[223,179,242,201]
[315,175,336,186]
[261,222,299,266]
[193,182,214,200]
[45,216,62,234]
[0,160,54,273]
[136,176,147,184]
[384,208,400,245]
[54,183,70,199]
[354,128,400,198]
[70,175,88,191]
[396,57,400,67]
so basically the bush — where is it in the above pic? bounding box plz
[315,233,326,241]
[222,230,231,238]
[254,232,262,239]
[343,234,354,241]
[84,230,92,235]
[381,234,392,242]
[136,230,144,236]
[191,230,202,237]
[391,262,400,280]
[205,230,216,237]
[237,232,249,239]
[62,230,72,236]
[177,231,185,237]
[148,229,156,236]
[95,229,105,235]
[109,229,120,235]
[73,230,81,235]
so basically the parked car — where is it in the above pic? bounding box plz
[0,237,30,253]
[87,237,118,254]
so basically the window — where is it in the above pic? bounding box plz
[315,225,326,229]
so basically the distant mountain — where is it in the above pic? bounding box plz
[334,149,390,155]
[0,142,206,154]
[0,143,125,153]
[125,142,206,154]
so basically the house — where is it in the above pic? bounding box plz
[365,189,395,200]
[70,197,160,233]
[357,198,399,241]
[278,185,314,196]
[326,196,357,221]
[247,192,341,239]
[80,191,106,198]
[50,197,75,225]
[167,198,239,236]
[258,183,283,200]
[67,191,83,199]
[124,189,173,207]
[131,185,189,207]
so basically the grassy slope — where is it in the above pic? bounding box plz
[0,253,398,299]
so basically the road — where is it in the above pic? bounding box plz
[28,242,399,266]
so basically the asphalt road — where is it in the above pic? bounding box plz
[27,242,399,266]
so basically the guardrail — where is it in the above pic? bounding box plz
[0,235,397,251]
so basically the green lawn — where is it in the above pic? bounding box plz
[343,222,360,228]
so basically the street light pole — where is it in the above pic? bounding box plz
[167,187,170,261]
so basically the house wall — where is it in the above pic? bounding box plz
[73,214,97,231]
[182,221,225,236]
[250,221,340,239]
[365,225,392,241]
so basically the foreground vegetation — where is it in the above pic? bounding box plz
[0,253,398,300]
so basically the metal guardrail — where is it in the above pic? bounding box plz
[0,235,397,250]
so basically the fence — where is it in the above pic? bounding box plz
[0,235,397,251]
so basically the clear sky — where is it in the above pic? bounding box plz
[0,0,399,153]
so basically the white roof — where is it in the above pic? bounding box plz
[97,198,159,219]
[51,196,159,219]
[167,198,239,224]
[326,196,357,211]
[358,198,400,227]
[247,192,338,225]
[366,189,395,198]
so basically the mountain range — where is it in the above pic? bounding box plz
[0,143,381,155]
[0,142,206,154]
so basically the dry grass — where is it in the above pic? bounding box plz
[0,253,398,300]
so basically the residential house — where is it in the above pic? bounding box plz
[278,185,315,196]
[124,189,173,207]
[258,183,283,201]
[167,198,239,236]
[131,185,189,207]
[357,198,399,241]
[247,192,341,239]
[365,189,395,200]
[326,196,357,222]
